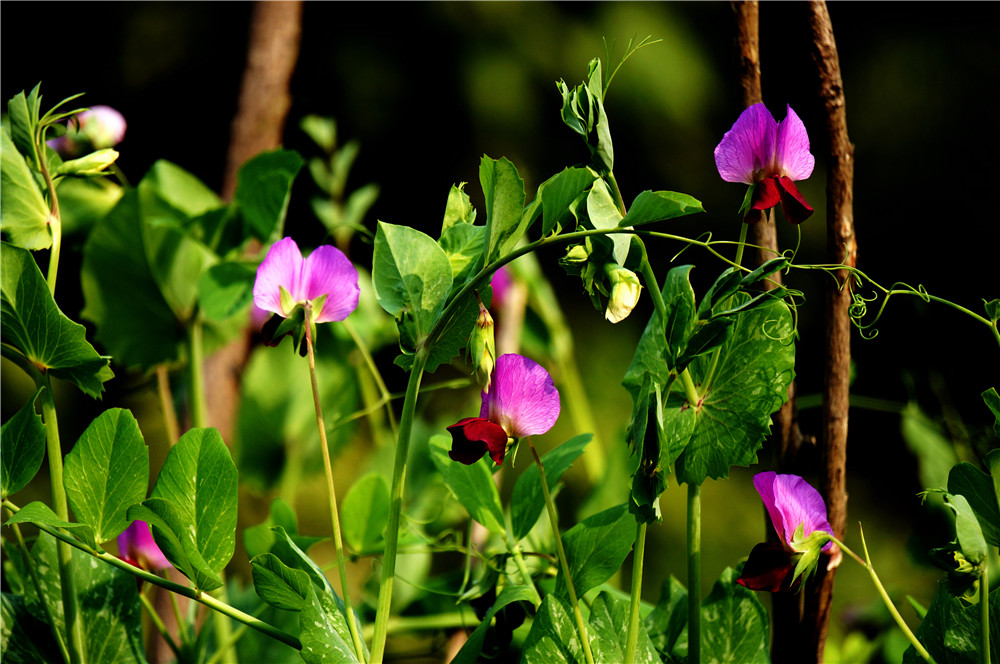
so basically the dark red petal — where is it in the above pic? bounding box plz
[447,418,508,465]
[751,177,782,211]
[736,542,801,593]
[776,176,814,224]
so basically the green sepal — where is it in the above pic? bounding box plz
[738,183,756,218]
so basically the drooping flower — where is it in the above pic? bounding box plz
[253,236,360,323]
[737,472,838,592]
[118,520,171,572]
[604,264,642,324]
[714,103,815,224]
[447,353,560,466]
[48,105,127,157]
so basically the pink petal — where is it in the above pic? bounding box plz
[119,520,171,571]
[253,237,305,317]
[302,245,360,323]
[715,103,777,184]
[754,472,833,549]
[481,354,560,438]
[774,105,815,181]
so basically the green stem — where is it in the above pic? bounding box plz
[362,611,475,642]
[156,365,180,445]
[139,592,182,661]
[370,349,429,663]
[304,308,367,664]
[187,319,208,429]
[504,531,543,606]
[39,155,63,295]
[624,521,647,664]
[38,380,85,663]
[687,482,701,664]
[982,563,990,664]
[528,438,595,664]
[343,319,398,436]
[734,218,749,269]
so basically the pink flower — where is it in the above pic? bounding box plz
[253,237,360,323]
[714,103,815,224]
[490,266,513,311]
[48,105,127,157]
[118,520,171,572]
[447,354,560,465]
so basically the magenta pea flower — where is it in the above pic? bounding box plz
[737,472,838,592]
[447,353,560,466]
[118,520,171,572]
[714,103,815,224]
[253,237,360,323]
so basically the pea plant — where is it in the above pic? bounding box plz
[2,28,998,664]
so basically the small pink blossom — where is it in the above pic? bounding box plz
[253,237,360,323]
[118,520,171,572]
[48,105,127,157]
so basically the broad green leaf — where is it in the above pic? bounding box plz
[984,387,1000,439]
[510,434,592,540]
[198,261,256,320]
[589,591,660,664]
[429,435,505,535]
[556,503,636,599]
[620,190,705,227]
[341,473,389,553]
[235,149,304,240]
[372,221,453,341]
[3,501,96,550]
[586,178,629,265]
[663,266,697,366]
[1,592,65,664]
[902,403,958,501]
[676,318,735,369]
[57,177,124,236]
[1,388,46,499]
[1,243,113,397]
[480,155,527,263]
[128,498,222,591]
[64,409,148,543]
[142,159,221,218]
[440,182,477,233]
[701,566,770,664]
[943,493,987,564]
[0,127,51,250]
[539,167,596,236]
[6,87,40,164]
[740,256,790,287]
[697,268,743,319]
[644,575,689,662]
[903,585,1000,664]
[244,499,323,560]
[984,300,1000,323]
[150,427,237,574]
[451,585,536,664]
[439,222,485,285]
[421,286,486,374]
[299,585,361,664]
[251,552,311,611]
[521,594,584,664]
[675,296,795,485]
[947,462,999,548]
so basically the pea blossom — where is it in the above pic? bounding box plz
[118,520,171,572]
[714,103,815,224]
[447,353,560,466]
[253,237,360,323]
[737,472,838,592]
[48,105,127,157]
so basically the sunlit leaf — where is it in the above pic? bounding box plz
[1,388,46,499]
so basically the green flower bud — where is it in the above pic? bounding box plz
[604,264,642,324]
[562,244,590,264]
[469,294,496,392]
[54,148,119,177]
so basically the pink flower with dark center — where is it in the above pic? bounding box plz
[118,520,171,572]
[715,103,815,224]
[447,354,560,465]
[253,237,360,323]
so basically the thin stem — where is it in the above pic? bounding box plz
[39,154,63,295]
[624,521,647,664]
[156,365,180,445]
[362,611,474,642]
[39,381,85,663]
[687,482,702,664]
[343,319,398,436]
[139,592,182,660]
[304,308,367,664]
[370,349,429,663]
[187,319,208,429]
[982,563,990,664]
[505,533,543,606]
[528,438,595,664]
[734,218,749,269]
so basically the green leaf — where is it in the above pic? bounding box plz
[1,242,113,397]
[127,498,222,591]
[198,261,256,321]
[903,585,1000,664]
[984,387,1000,439]
[372,221,453,341]
[341,473,389,553]
[6,87,40,165]
[429,435,505,535]
[675,296,795,485]
[439,222,485,286]
[697,268,743,319]
[251,552,311,611]
[1,592,65,664]
[440,181,477,233]
[620,190,705,227]
[150,427,237,574]
[3,501,97,550]
[299,585,361,664]
[740,256,790,287]
[142,160,222,218]
[943,493,988,564]
[644,575,689,662]
[947,462,1000,548]
[700,566,770,664]
[510,434,592,540]
[1,388,46,499]
[676,318,735,369]
[235,149,304,240]
[589,591,660,664]
[64,409,148,544]
[480,155,527,263]
[556,503,636,599]
[586,178,629,265]
[451,585,537,664]
[1,127,52,250]
[539,167,597,236]
[244,498,323,560]
[902,403,959,500]
[984,299,1000,324]
[522,594,584,664]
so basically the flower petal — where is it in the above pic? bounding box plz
[119,520,171,571]
[447,417,508,465]
[754,472,834,551]
[774,105,815,181]
[736,541,800,592]
[750,177,782,212]
[253,237,305,317]
[776,177,814,225]
[302,245,361,323]
[482,354,560,438]
[715,103,777,184]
